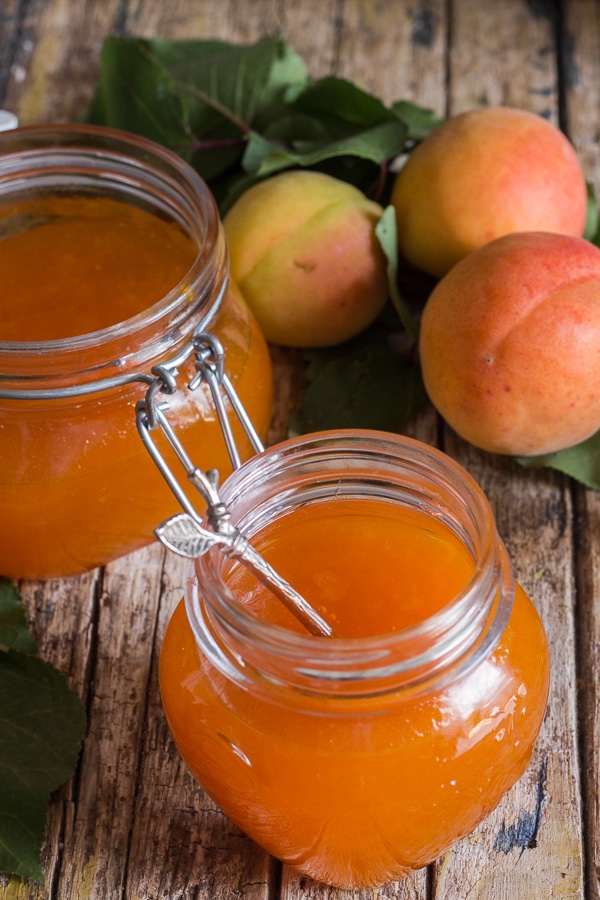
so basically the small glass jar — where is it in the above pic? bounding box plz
[160,429,550,890]
[0,124,273,578]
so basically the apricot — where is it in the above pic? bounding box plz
[419,231,600,456]
[223,171,388,347]
[391,107,588,278]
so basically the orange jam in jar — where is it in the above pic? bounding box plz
[160,430,550,890]
[0,125,273,578]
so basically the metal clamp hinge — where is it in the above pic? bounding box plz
[135,329,334,637]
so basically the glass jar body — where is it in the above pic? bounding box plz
[159,431,550,889]
[0,125,273,577]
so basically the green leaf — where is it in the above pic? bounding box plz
[243,118,406,176]
[171,35,307,134]
[0,586,86,882]
[88,35,308,183]
[391,100,444,142]
[241,76,408,179]
[375,206,420,340]
[0,578,37,656]
[516,430,600,489]
[290,75,398,126]
[242,129,294,176]
[291,333,427,434]
[87,37,191,154]
[584,180,600,244]
[88,35,439,211]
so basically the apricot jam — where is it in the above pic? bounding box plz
[0,125,273,577]
[159,430,550,890]
[2,195,197,340]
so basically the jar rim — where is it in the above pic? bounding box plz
[187,429,515,697]
[0,122,225,357]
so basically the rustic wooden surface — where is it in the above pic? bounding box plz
[0,1,599,898]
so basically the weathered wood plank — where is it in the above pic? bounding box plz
[0,0,25,103]
[281,871,427,900]
[448,0,561,117]
[1,0,123,124]
[52,544,166,898]
[438,442,584,899]
[562,0,600,189]
[124,553,275,900]
[334,0,448,114]
[562,3,600,897]
[129,0,342,81]
[572,488,600,900]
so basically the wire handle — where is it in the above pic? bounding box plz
[136,328,334,638]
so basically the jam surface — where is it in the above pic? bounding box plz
[0,195,197,340]
[224,499,476,636]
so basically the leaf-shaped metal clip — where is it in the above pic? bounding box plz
[155,511,334,637]
[155,513,233,558]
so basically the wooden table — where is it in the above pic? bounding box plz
[1,1,599,898]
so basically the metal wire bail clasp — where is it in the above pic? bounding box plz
[136,328,263,517]
[141,330,264,465]
[135,327,334,640]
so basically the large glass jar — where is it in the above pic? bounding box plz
[160,430,550,890]
[0,125,273,578]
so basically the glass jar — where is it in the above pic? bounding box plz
[160,429,550,890]
[0,124,273,578]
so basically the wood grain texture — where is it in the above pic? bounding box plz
[2,0,123,124]
[448,0,561,116]
[56,545,168,898]
[573,488,600,900]
[439,440,584,899]
[0,0,596,898]
[547,4,600,897]
[334,0,448,113]
[125,552,275,900]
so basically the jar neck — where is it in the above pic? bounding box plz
[0,124,228,385]
[186,430,515,700]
